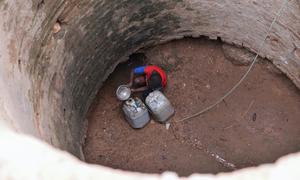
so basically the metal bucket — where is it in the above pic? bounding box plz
[116,85,131,101]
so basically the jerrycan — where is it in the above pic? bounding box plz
[122,97,150,128]
[145,90,175,123]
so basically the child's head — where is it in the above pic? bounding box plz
[133,76,146,87]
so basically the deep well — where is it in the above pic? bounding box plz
[0,0,300,179]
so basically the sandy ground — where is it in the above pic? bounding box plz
[83,38,300,176]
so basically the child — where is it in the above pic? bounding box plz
[127,65,167,100]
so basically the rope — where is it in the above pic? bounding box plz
[176,0,289,123]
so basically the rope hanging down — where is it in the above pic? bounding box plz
[176,0,289,123]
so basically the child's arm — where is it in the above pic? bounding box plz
[131,86,147,92]
[127,70,135,87]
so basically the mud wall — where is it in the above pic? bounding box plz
[0,0,299,160]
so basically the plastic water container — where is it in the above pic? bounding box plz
[122,97,150,128]
[145,90,175,123]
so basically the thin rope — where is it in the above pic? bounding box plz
[176,0,289,123]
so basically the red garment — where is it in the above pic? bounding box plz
[144,65,167,87]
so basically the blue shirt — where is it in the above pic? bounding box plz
[134,66,146,74]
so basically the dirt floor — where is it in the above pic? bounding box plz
[83,38,300,176]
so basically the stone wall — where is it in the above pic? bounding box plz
[0,0,299,161]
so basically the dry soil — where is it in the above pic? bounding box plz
[83,38,300,176]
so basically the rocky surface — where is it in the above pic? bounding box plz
[222,44,257,66]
